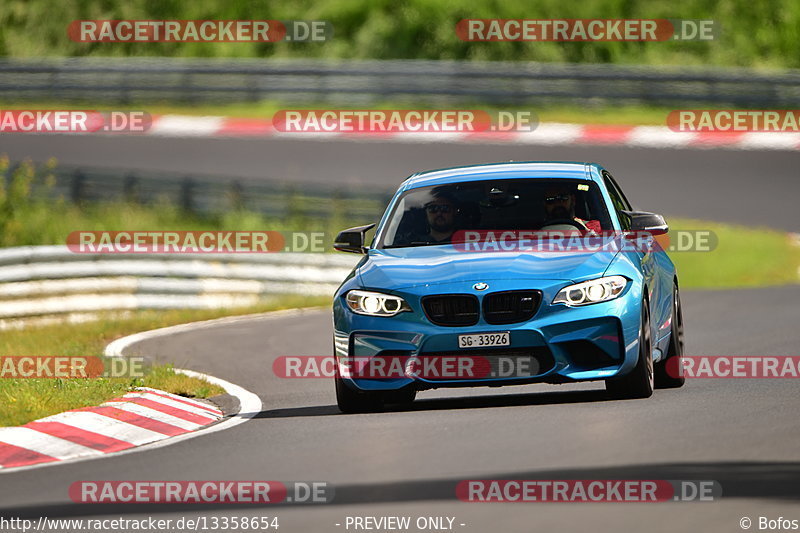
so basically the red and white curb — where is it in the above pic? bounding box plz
[0,311,300,473]
[142,115,800,151]
[0,388,223,470]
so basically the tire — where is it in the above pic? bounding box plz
[335,377,384,413]
[655,284,686,389]
[606,298,654,399]
[384,386,417,407]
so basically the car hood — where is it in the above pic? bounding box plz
[358,246,618,289]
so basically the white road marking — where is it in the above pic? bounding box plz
[135,387,223,414]
[0,427,101,461]
[101,401,202,431]
[37,411,166,444]
[122,391,223,419]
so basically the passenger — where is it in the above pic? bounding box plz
[542,185,601,233]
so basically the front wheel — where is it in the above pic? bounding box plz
[335,377,384,413]
[606,299,654,399]
[655,284,686,389]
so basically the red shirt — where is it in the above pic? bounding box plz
[577,218,602,233]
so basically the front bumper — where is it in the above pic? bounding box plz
[333,279,643,392]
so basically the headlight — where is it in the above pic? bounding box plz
[345,290,411,316]
[553,276,628,306]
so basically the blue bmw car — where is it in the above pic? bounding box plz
[332,162,685,413]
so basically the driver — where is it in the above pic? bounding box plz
[543,185,601,233]
[421,192,458,244]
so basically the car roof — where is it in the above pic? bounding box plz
[400,161,605,191]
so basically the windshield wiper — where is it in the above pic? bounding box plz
[382,241,444,249]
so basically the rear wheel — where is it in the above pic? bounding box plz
[606,299,654,399]
[655,285,686,389]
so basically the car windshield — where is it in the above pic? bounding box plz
[377,178,613,248]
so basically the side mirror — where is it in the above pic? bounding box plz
[621,211,669,235]
[333,223,375,254]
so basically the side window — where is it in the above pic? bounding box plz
[602,171,631,230]
[603,171,632,210]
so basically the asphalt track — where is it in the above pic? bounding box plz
[1,137,799,532]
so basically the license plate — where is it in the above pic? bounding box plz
[458,332,510,348]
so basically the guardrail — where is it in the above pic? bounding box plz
[11,162,392,222]
[2,58,798,107]
[0,245,360,322]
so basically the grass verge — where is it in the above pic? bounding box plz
[0,295,329,427]
[668,218,800,289]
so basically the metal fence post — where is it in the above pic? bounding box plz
[180,177,195,212]
[71,170,86,204]
[228,180,244,210]
[123,174,140,203]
